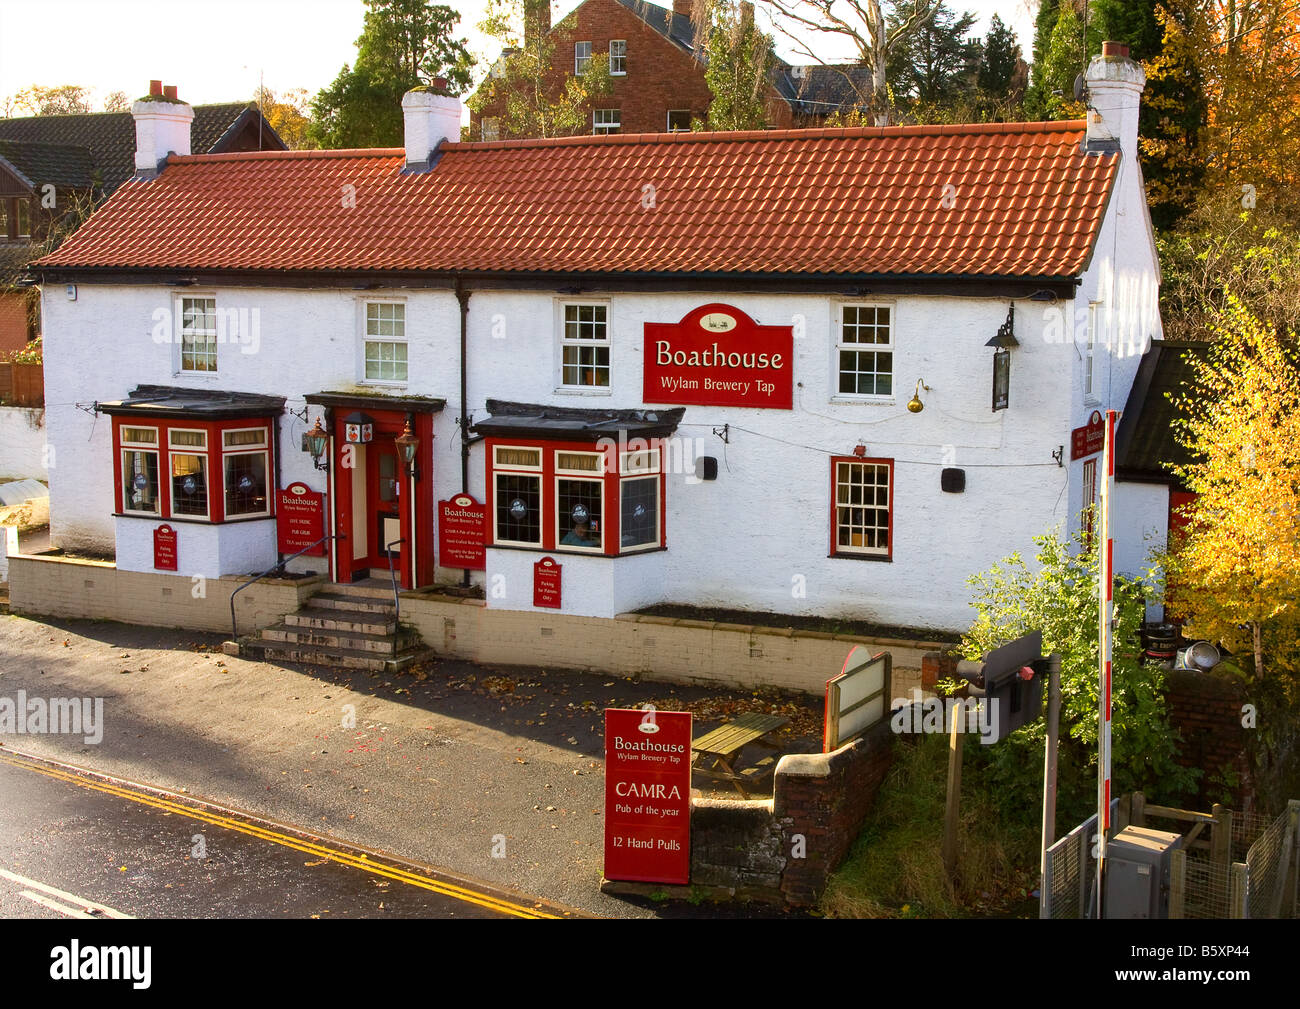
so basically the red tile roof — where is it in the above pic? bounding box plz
[36,122,1117,279]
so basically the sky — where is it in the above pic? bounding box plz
[0,0,1040,110]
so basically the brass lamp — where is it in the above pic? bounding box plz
[395,416,420,479]
[907,379,931,414]
[305,418,329,471]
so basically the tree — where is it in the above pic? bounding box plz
[102,91,131,113]
[765,0,943,124]
[1033,2,1089,120]
[10,85,94,116]
[1164,298,1300,681]
[255,86,318,150]
[977,13,1020,97]
[467,0,613,140]
[310,1,473,148]
[960,525,1198,824]
[885,0,979,109]
[702,1,779,130]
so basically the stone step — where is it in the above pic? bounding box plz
[241,639,430,673]
[259,623,418,655]
[330,582,402,601]
[286,607,397,635]
[307,591,397,615]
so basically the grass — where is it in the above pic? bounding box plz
[820,735,1040,918]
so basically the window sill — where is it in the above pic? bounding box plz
[487,543,667,558]
[359,379,409,389]
[173,371,223,381]
[114,512,275,526]
[830,395,896,407]
[828,551,892,563]
[553,387,613,397]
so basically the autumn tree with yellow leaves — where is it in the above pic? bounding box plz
[1164,298,1300,680]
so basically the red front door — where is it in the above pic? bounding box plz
[355,436,402,577]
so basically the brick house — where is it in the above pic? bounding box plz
[471,0,872,139]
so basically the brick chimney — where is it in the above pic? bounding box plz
[673,0,692,18]
[524,0,551,48]
[132,81,193,178]
[1085,41,1145,157]
[401,79,462,172]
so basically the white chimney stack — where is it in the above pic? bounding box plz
[402,80,462,172]
[1085,42,1145,157]
[133,80,194,178]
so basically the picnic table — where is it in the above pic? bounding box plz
[691,712,790,796]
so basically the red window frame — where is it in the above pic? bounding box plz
[829,455,894,561]
[111,415,276,524]
[484,435,667,556]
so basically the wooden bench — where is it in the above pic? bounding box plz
[691,712,790,796]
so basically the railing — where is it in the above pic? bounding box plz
[229,534,338,640]
[385,537,406,626]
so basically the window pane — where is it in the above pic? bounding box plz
[496,473,541,543]
[123,450,159,513]
[557,452,600,472]
[171,454,208,516]
[225,452,268,516]
[170,429,207,448]
[495,447,540,468]
[557,479,602,549]
[122,427,156,445]
[621,477,658,547]
[224,429,266,448]
[835,461,890,554]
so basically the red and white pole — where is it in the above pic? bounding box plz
[1096,409,1118,917]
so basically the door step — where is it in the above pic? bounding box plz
[240,639,430,673]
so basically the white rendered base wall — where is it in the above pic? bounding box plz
[115,516,278,579]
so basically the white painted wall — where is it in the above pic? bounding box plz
[0,406,48,481]
[114,515,278,579]
[1114,480,1170,619]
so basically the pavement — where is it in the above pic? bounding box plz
[0,611,823,918]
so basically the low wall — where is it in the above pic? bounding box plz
[0,406,47,480]
[1165,667,1250,807]
[7,554,324,634]
[402,593,939,694]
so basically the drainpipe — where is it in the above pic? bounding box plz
[456,279,471,588]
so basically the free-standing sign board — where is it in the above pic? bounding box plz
[1071,410,1105,460]
[533,556,562,609]
[438,494,486,570]
[824,647,891,752]
[153,524,178,571]
[277,484,326,556]
[643,303,793,409]
[604,708,692,885]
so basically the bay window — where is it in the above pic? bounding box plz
[121,427,160,515]
[223,428,270,517]
[831,456,893,560]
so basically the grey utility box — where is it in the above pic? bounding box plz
[1104,825,1184,919]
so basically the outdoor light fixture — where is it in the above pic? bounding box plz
[907,379,930,414]
[395,416,420,479]
[305,417,330,471]
[986,304,1019,412]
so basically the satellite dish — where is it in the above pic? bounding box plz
[1073,73,1087,103]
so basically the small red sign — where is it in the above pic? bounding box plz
[153,524,177,571]
[277,484,326,555]
[1072,410,1105,461]
[644,303,793,409]
[438,494,486,570]
[604,708,692,885]
[533,556,562,609]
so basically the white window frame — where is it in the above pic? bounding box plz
[618,475,661,552]
[16,197,31,238]
[553,474,605,554]
[833,458,893,559]
[667,110,691,132]
[1084,301,1099,403]
[120,426,160,516]
[555,450,604,475]
[619,447,660,475]
[168,431,211,521]
[556,300,612,393]
[593,109,620,135]
[222,427,271,519]
[493,445,544,547]
[178,295,219,374]
[575,41,592,75]
[609,39,627,75]
[833,302,895,402]
[360,299,408,386]
[480,117,500,142]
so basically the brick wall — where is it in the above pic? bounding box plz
[0,291,31,356]
[1165,667,1249,806]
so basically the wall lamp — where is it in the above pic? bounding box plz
[305,417,330,471]
[907,379,931,414]
[395,415,421,480]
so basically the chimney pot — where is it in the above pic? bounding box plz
[1101,41,1129,59]
[163,84,178,101]
[149,80,163,97]
[430,77,448,93]
[672,0,692,18]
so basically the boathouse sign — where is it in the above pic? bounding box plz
[643,303,793,409]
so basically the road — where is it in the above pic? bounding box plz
[0,749,575,919]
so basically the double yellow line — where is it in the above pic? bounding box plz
[0,751,562,919]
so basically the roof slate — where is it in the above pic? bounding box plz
[35,121,1117,280]
[0,140,98,191]
[0,103,283,196]
[1116,340,1210,485]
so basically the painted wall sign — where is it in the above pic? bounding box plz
[345,422,373,444]
[533,556,562,609]
[604,708,692,885]
[644,303,793,409]
[1071,410,1105,460]
[153,524,178,571]
[277,483,326,555]
[438,494,487,570]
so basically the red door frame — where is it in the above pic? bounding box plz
[328,409,435,589]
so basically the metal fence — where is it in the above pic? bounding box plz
[1244,801,1299,919]
[1041,799,1121,919]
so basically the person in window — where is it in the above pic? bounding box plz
[561,505,597,546]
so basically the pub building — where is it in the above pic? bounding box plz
[30,46,1167,637]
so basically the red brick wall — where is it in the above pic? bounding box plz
[1165,667,1249,806]
[472,0,796,137]
[0,290,32,355]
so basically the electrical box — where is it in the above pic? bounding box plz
[1104,825,1183,919]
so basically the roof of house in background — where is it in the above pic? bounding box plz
[0,103,286,196]
[34,120,1118,279]
[1116,340,1211,486]
[0,140,98,192]
[773,65,873,117]
[612,0,700,53]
